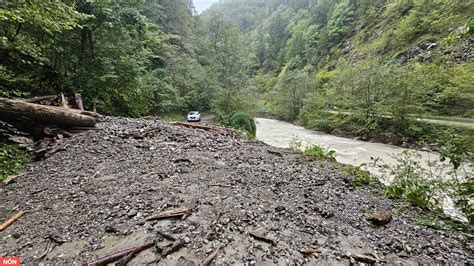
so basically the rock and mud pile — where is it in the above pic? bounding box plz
[1,117,472,264]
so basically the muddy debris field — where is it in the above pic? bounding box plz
[1,117,472,265]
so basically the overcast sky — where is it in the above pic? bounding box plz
[194,0,218,14]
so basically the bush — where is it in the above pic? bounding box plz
[0,144,30,182]
[221,112,257,137]
[383,151,442,210]
[303,145,336,162]
[343,165,374,186]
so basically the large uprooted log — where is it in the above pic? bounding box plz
[0,97,96,127]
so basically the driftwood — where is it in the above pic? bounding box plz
[161,240,184,257]
[74,92,84,111]
[249,232,277,246]
[208,183,232,188]
[173,122,215,131]
[267,149,283,157]
[145,207,189,221]
[203,246,221,266]
[23,95,58,103]
[351,253,377,264]
[0,211,25,231]
[0,98,96,127]
[173,122,240,139]
[59,93,69,108]
[38,239,54,260]
[156,229,176,241]
[300,249,321,255]
[38,236,65,260]
[87,242,155,266]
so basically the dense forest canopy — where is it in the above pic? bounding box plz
[1,0,473,127]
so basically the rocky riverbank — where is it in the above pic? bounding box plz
[1,117,472,264]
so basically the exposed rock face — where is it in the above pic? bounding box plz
[0,117,472,264]
[395,40,438,63]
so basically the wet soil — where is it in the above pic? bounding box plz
[1,117,472,264]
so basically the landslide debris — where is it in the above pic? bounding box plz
[1,117,472,264]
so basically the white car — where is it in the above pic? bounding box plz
[187,111,201,122]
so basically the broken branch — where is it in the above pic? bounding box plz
[145,207,189,221]
[267,149,283,157]
[203,246,221,266]
[156,229,176,241]
[300,249,321,255]
[351,253,377,264]
[87,242,155,266]
[161,240,184,257]
[0,211,25,231]
[249,232,277,246]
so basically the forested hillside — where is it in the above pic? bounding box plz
[0,0,255,119]
[203,0,474,148]
[1,0,473,144]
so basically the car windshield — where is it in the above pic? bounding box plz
[189,111,199,115]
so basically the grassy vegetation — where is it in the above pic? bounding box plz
[378,150,473,226]
[342,165,374,187]
[0,144,30,182]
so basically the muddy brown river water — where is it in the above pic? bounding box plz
[255,118,471,222]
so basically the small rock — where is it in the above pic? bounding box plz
[368,210,392,225]
[127,209,138,218]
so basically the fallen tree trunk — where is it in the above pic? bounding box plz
[0,98,96,127]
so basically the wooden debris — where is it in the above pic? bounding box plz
[38,239,53,260]
[117,251,134,266]
[173,122,215,131]
[0,211,25,231]
[156,229,176,241]
[368,210,393,226]
[59,93,69,108]
[161,240,184,257]
[43,143,67,159]
[87,242,155,266]
[300,249,321,255]
[74,92,84,111]
[0,97,96,127]
[173,122,240,139]
[145,207,189,221]
[249,232,277,246]
[267,149,283,157]
[351,253,377,264]
[173,158,192,163]
[48,235,66,245]
[208,183,232,188]
[203,246,221,266]
[23,95,58,103]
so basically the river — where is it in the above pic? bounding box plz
[255,118,470,221]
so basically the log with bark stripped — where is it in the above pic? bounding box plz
[0,97,96,127]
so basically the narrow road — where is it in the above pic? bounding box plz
[326,111,474,127]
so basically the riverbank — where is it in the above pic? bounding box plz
[1,117,472,264]
[297,112,474,152]
[255,118,472,222]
